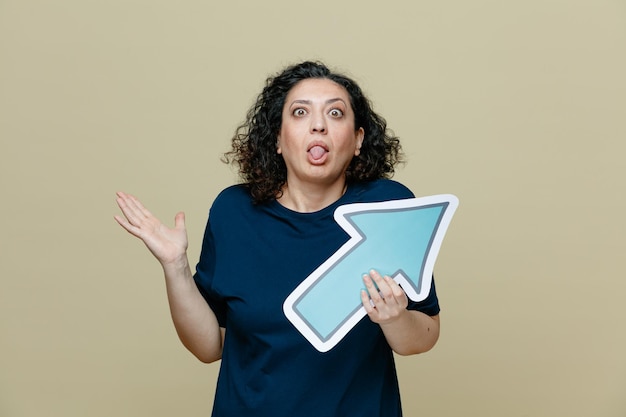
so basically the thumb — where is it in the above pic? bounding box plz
[174,212,186,230]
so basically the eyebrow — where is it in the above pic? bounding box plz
[290,98,347,107]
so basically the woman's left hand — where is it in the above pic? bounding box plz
[360,269,409,324]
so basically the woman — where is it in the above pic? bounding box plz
[115,61,440,416]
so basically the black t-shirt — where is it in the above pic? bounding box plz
[194,179,440,417]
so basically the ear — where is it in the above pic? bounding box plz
[276,133,282,154]
[354,128,365,156]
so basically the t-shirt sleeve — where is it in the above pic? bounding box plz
[193,215,228,327]
[406,276,440,316]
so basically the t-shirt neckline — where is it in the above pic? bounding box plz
[269,183,357,219]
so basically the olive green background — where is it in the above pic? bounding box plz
[1,1,624,416]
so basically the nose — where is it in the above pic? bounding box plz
[310,112,327,134]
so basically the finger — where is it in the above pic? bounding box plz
[116,191,138,210]
[116,194,143,227]
[115,193,137,223]
[369,269,393,300]
[383,275,409,308]
[113,214,129,230]
[115,194,155,239]
[174,212,186,231]
[383,275,405,299]
[360,289,377,314]
[124,193,153,219]
[113,214,143,238]
[118,192,149,220]
[116,192,156,229]
[362,273,383,304]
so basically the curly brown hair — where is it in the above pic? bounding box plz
[223,61,403,204]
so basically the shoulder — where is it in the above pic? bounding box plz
[348,179,415,202]
[214,184,251,203]
[210,184,253,215]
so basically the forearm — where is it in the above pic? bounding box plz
[380,311,440,356]
[161,256,223,363]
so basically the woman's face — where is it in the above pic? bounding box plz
[277,78,364,189]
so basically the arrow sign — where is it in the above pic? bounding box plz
[283,194,459,352]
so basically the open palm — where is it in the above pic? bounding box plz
[114,192,188,266]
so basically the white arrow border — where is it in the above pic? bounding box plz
[283,194,459,353]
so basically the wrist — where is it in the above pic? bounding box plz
[160,253,190,273]
[378,308,411,327]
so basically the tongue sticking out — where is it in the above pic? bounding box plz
[309,145,327,161]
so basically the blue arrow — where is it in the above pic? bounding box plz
[283,194,458,352]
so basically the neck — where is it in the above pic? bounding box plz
[277,180,347,213]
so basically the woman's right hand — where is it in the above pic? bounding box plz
[114,192,188,267]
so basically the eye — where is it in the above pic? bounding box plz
[293,108,307,117]
[329,108,344,118]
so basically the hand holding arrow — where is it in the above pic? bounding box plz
[360,269,409,324]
